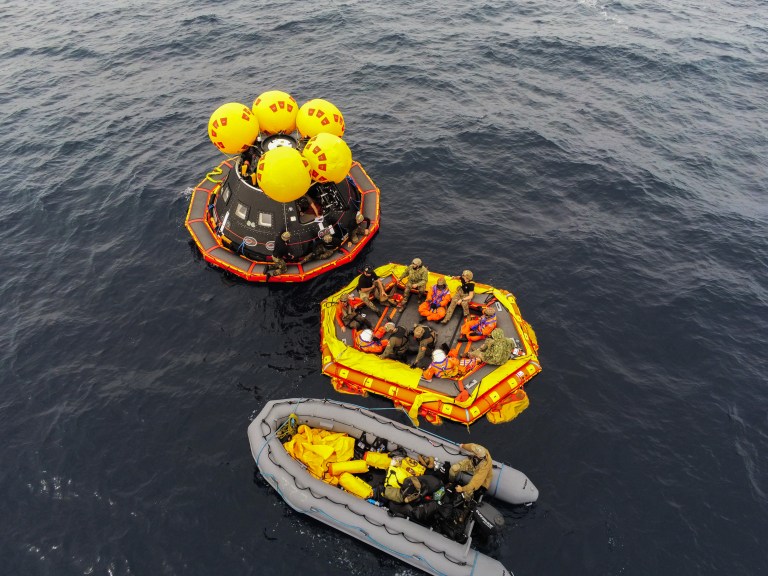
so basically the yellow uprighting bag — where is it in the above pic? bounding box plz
[363,451,392,469]
[339,472,374,499]
[328,460,369,476]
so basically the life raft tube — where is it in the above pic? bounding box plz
[320,264,542,426]
[185,158,381,283]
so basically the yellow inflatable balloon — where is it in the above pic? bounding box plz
[302,133,353,183]
[256,147,311,203]
[208,102,260,154]
[296,99,345,138]
[252,90,298,134]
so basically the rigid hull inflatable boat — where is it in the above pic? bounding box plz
[248,398,539,576]
[320,264,541,425]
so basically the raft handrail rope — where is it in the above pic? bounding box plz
[261,441,472,567]
[271,399,468,459]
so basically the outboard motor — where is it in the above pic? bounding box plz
[472,501,505,538]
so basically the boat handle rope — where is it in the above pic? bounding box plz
[309,505,455,576]
[260,447,472,567]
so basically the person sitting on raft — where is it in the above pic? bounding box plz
[379,322,410,361]
[396,258,429,310]
[301,230,341,263]
[418,277,452,322]
[336,293,372,333]
[441,270,475,324]
[265,230,294,279]
[449,443,493,499]
[410,324,437,368]
[355,328,387,354]
[458,306,497,342]
[357,265,395,313]
[468,327,520,365]
[421,349,458,382]
[347,212,370,247]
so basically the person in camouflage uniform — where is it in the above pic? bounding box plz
[441,269,475,323]
[468,328,518,365]
[396,258,429,309]
[301,231,340,263]
[265,231,292,279]
[348,212,370,246]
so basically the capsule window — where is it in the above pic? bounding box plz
[258,212,273,227]
[221,185,231,204]
[235,202,249,220]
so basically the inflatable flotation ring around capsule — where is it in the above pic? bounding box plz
[185,93,380,283]
[320,264,542,426]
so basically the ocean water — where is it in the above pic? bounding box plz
[1,0,766,574]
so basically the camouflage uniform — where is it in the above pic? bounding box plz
[442,270,475,323]
[469,328,515,365]
[398,259,429,307]
[266,231,292,278]
[349,213,370,244]
[302,233,339,263]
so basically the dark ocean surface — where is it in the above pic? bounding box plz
[2,0,766,574]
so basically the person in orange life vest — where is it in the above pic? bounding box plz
[418,277,452,322]
[421,349,458,381]
[336,293,371,332]
[447,347,479,376]
[355,327,388,354]
[458,306,497,342]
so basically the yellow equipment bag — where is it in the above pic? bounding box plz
[283,424,355,479]
[339,472,374,499]
[486,389,530,424]
[363,451,392,469]
[384,456,426,488]
[328,460,369,476]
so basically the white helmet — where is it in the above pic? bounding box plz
[360,329,373,343]
[432,349,446,363]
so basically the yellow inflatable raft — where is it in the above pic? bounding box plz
[320,264,542,425]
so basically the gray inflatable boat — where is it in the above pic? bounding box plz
[247,398,538,576]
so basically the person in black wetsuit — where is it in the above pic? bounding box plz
[379,322,410,361]
[265,231,292,279]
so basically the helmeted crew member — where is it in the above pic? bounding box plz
[458,306,497,342]
[441,270,475,324]
[396,258,429,310]
[347,212,370,247]
[355,328,387,354]
[418,277,452,322]
[410,324,437,368]
[449,443,493,499]
[421,349,458,381]
[336,293,372,333]
[357,265,393,313]
[265,231,292,279]
[379,322,410,360]
[468,327,521,365]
